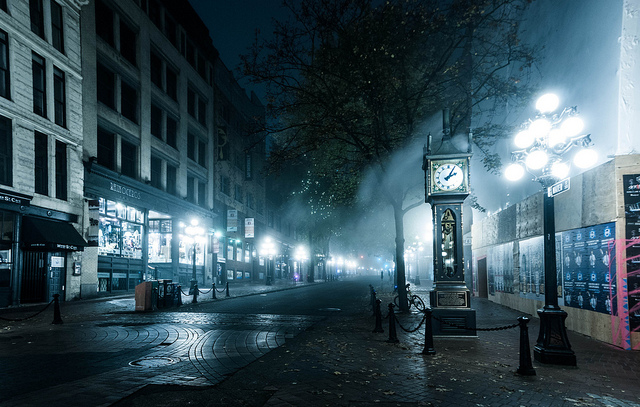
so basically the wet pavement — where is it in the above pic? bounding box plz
[1,278,640,407]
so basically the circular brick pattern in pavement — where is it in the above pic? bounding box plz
[129,357,179,368]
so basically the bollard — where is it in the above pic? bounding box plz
[516,316,536,376]
[369,284,375,310]
[421,307,436,355]
[226,282,230,297]
[371,290,377,316]
[176,285,183,306]
[192,282,199,304]
[373,299,384,333]
[52,294,63,324]
[386,303,399,343]
[212,282,217,299]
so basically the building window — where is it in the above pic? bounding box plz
[150,104,162,139]
[50,0,64,53]
[166,163,176,195]
[121,139,137,179]
[186,40,195,68]
[187,132,195,160]
[198,181,206,206]
[0,29,9,100]
[198,98,206,127]
[97,63,115,109]
[34,131,48,195]
[166,66,177,101]
[150,51,162,88]
[148,0,161,27]
[187,88,196,118]
[150,155,161,189]
[120,20,137,66]
[120,81,138,123]
[166,116,177,148]
[164,15,178,48]
[221,175,230,196]
[187,175,195,203]
[95,0,114,46]
[32,53,47,118]
[30,0,45,39]
[235,185,243,202]
[0,0,7,12]
[97,127,115,170]
[55,140,67,200]
[0,115,10,186]
[247,193,254,209]
[198,140,206,167]
[53,67,66,127]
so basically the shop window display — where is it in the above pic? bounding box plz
[148,219,172,263]
[98,198,143,259]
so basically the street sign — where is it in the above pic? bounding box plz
[548,178,570,197]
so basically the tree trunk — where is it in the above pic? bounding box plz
[393,201,409,312]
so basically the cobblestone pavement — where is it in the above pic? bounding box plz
[0,280,322,407]
[2,279,640,407]
[116,282,640,407]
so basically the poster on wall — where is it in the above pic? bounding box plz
[227,210,238,232]
[518,236,545,300]
[486,242,513,295]
[562,222,616,314]
[623,174,640,330]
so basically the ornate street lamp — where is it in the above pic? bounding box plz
[260,237,277,285]
[185,219,205,303]
[505,93,597,366]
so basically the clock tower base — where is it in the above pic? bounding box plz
[430,285,477,337]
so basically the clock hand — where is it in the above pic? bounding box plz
[444,167,457,181]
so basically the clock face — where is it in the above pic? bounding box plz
[434,163,464,191]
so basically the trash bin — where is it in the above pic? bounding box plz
[171,283,181,306]
[156,279,172,308]
[135,281,155,311]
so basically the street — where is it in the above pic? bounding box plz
[0,280,362,407]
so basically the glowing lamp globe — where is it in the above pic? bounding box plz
[525,149,548,170]
[505,163,525,181]
[529,118,552,138]
[514,130,534,149]
[536,93,560,113]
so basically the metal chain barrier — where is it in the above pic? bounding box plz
[431,313,520,331]
[215,284,227,293]
[0,299,54,322]
[179,287,190,296]
[395,312,428,333]
[197,287,213,294]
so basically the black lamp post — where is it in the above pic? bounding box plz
[260,237,276,285]
[505,93,598,366]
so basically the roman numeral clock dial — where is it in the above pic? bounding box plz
[430,160,468,194]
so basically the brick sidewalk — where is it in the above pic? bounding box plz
[115,287,640,407]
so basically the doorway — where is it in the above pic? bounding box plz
[477,257,488,298]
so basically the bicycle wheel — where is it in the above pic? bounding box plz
[393,295,400,308]
[412,295,425,311]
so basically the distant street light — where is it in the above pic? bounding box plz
[505,93,597,366]
[260,237,277,285]
[294,245,309,282]
[185,219,205,303]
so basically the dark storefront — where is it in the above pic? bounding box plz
[0,188,86,307]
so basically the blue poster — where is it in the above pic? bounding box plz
[562,223,616,314]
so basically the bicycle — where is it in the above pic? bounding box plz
[393,283,425,311]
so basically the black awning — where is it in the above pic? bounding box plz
[22,217,87,251]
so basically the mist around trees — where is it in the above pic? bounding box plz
[242,0,538,310]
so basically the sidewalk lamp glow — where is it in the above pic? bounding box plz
[185,218,205,303]
[504,92,596,367]
[260,237,277,285]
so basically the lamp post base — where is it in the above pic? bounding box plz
[534,307,576,366]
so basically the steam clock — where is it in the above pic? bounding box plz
[422,110,476,336]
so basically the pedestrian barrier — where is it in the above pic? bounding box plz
[372,289,535,375]
[0,298,55,322]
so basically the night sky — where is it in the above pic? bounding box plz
[188,0,287,92]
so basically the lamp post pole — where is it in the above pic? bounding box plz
[191,240,198,303]
[505,93,598,366]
